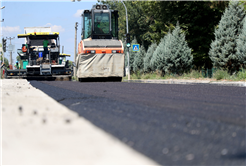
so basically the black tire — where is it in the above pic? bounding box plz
[78,77,122,82]
[117,77,122,82]
[108,77,122,82]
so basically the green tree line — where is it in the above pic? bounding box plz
[102,0,230,69]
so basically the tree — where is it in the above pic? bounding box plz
[102,0,228,68]
[209,1,246,72]
[236,18,246,68]
[16,56,23,69]
[155,32,172,75]
[240,1,246,10]
[150,37,166,74]
[133,45,146,73]
[161,23,192,74]
[0,57,9,68]
[144,42,157,73]
[135,1,228,68]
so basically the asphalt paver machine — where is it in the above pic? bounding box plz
[5,32,72,80]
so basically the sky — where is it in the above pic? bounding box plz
[0,0,99,63]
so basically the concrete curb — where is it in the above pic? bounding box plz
[1,79,159,165]
[123,79,246,87]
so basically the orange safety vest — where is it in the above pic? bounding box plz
[22,45,27,52]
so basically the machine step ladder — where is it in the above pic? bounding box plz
[40,64,51,75]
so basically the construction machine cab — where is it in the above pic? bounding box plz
[82,4,119,40]
[17,32,60,65]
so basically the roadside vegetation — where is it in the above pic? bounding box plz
[0,56,9,79]
[124,69,246,81]
[103,1,246,82]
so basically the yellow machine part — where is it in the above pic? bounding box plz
[17,32,59,38]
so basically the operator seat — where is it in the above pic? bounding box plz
[51,43,56,48]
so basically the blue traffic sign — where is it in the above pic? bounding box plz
[132,44,140,52]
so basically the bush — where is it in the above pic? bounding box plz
[131,70,141,79]
[142,74,151,79]
[184,70,203,79]
[213,69,230,80]
[237,69,246,80]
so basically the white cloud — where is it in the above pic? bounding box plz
[74,10,84,18]
[44,23,52,27]
[51,25,65,32]
[44,23,65,32]
[1,26,21,34]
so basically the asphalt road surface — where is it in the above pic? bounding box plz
[30,81,246,165]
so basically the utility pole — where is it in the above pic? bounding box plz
[2,37,6,63]
[6,37,15,69]
[1,6,5,78]
[121,0,130,81]
[74,22,78,79]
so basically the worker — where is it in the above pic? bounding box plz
[15,61,20,69]
[22,44,27,52]
[43,37,49,60]
[95,18,104,34]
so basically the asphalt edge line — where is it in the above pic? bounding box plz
[123,79,246,87]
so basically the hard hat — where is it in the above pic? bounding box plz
[16,61,18,63]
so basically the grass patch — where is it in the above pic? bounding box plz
[213,70,246,81]
[123,69,246,81]
[237,69,246,81]
[212,69,229,80]
[183,70,203,79]
[127,71,164,80]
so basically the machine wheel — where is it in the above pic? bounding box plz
[78,77,122,82]
[117,77,122,82]
[113,77,122,82]
[108,77,122,82]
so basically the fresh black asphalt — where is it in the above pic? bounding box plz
[30,81,246,165]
